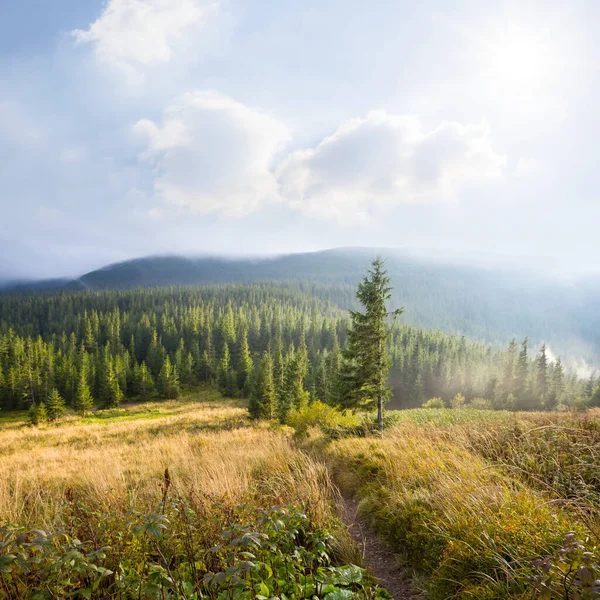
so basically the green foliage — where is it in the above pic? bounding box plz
[158,356,180,399]
[0,525,113,598]
[28,401,47,426]
[423,397,445,409]
[0,284,591,416]
[249,350,276,420]
[339,258,403,429]
[469,397,494,410]
[323,420,584,600]
[0,505,389,599]
[530,534,600,599]
[46,388,66,422]
[449,393,466,409]
[74,365,93,415]
[287,400,361,437]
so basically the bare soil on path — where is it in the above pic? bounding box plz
[338,494,416,600]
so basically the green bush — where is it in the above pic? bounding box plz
[287,401,360,437]
[469,397,493,410]
[423,398,445,409]
[449,393,466,409]
[0,505,391,599]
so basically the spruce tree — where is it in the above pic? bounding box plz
[515,338,530,409]
[159,356,180,399]
[339,257,402,430]
[29,401,47,425]
[47,388,66,422]
[547,358,565,409]
[135,361,155,401]
[237,330,254,396]
[74,367,94,415]
[536,344,548,405]
[249,350,276,419]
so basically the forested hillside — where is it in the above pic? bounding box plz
[4,248,599,364]
[0,284,593,415]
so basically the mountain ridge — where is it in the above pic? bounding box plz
[1,247,599,366]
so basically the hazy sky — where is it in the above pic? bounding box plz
[1,0,599,279]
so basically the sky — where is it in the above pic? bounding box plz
[0,0,599,279]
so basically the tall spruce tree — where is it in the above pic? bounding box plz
[339,257,403,430]
[536,344,549,405]
[47,388,66,422]
[74,366,94,415]
[249,349,276,419]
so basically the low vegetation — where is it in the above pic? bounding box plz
[295,405,600,599]
[2,261,600,599]
[0,392,394,598]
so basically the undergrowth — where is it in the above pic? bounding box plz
[294,404,600,599]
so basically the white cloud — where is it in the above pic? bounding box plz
[277,111,506,220]
[134,90,291,216]
[134,99,505,221]
[72,0,218,82]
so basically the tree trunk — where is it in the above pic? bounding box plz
[377,395,383,432]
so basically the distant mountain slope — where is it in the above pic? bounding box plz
[3,248,600,365]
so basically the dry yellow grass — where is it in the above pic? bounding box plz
[309,416,594,598]
[0,395,335,531]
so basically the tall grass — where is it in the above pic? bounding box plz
[305,408,599,599]
[1,395,376,598]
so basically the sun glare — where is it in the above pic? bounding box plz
[482,25,558,92]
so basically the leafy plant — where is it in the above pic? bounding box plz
[530,533,600,599]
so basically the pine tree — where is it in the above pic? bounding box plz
[47,388,66,422]
[502,339,517,399]
[135,361,155,401]
[217,343,237,396]
[74,367,94,415]
[99,355,123,409]
[198,350,213,383]
[237,330,254,396]
[158,356,180,399]
[339,257,403,430]
[515,338,531,409]
[536,344,548,405]
[249,350,276,419]
[413,373,426,406]
[272,341,285,403]
[29,401,47,425]
[279,350,309,422]
[547,358,565,409]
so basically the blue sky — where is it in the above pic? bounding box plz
[1,0,599,279]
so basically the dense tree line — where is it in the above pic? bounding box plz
[0,284,595,418]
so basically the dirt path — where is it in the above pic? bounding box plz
[338,494,416,600]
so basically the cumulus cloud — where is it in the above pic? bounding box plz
[134,99,504,220]
[277,111,506,220]
[133,90,291,216]
[72,0,218,82]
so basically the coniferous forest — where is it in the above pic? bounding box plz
[0,282,595,418]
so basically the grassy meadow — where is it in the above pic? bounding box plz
[1,396,600,598]
[299,406,600,599]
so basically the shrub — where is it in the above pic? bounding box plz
[423,398,445,409]
[469,397,493,410]
[287,400,360,437]
[530,533,600,599]
[449,393,466,409]
[322,423,583,599]
[0,506,391,599]
[28,402,47,426]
